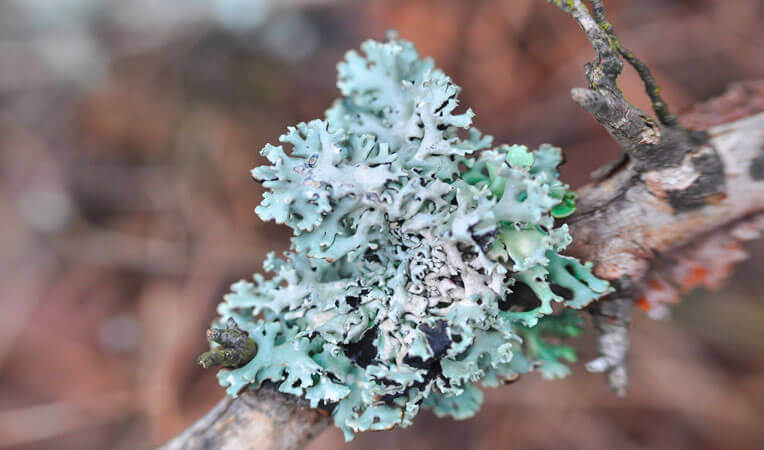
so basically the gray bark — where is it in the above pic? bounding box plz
[159,385,330,450]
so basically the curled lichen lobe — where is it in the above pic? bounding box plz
[207,37,610,440]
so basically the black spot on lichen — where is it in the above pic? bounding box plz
[750,146,764,181]
[666,151,725,212]
[346,296,360,308]
[378,378,399,386]
[380,358,445,406]
[363,250,381,263]
[449,275,464,288]
[400,321,451,393]
[500,282,542,312]
[342,326,379,368]
[379,324,460,404]
[402,355,429,370]
[325,372,343,384]
[434,99,449,115]
[472,229,498,254]
[550,284,574,300]
[421,320,451,358]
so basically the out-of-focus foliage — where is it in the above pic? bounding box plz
[211,38,609,440]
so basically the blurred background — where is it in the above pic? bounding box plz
[0,0,762,449]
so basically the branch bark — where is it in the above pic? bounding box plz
[568,103,764,281]
[566,82,764,392]
[159,384,330,450]
[547,0,764,394]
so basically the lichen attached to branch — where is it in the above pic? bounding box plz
[201,37,611,440]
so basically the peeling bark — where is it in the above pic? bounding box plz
[565,86,763,391]
[567,108,764,282]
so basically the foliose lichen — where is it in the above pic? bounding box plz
[209,37,611,440]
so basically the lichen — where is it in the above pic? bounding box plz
[208,37,611,440]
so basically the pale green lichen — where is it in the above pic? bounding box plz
[208,37,611,440]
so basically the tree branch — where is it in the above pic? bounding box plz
[159,384,331,450]
[588,0,678,127]
[550,0,696,178]
[549,0,762,393]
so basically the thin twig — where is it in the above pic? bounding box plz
[589,0,678,126]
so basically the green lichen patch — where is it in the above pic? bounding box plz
[206,36,611,440]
